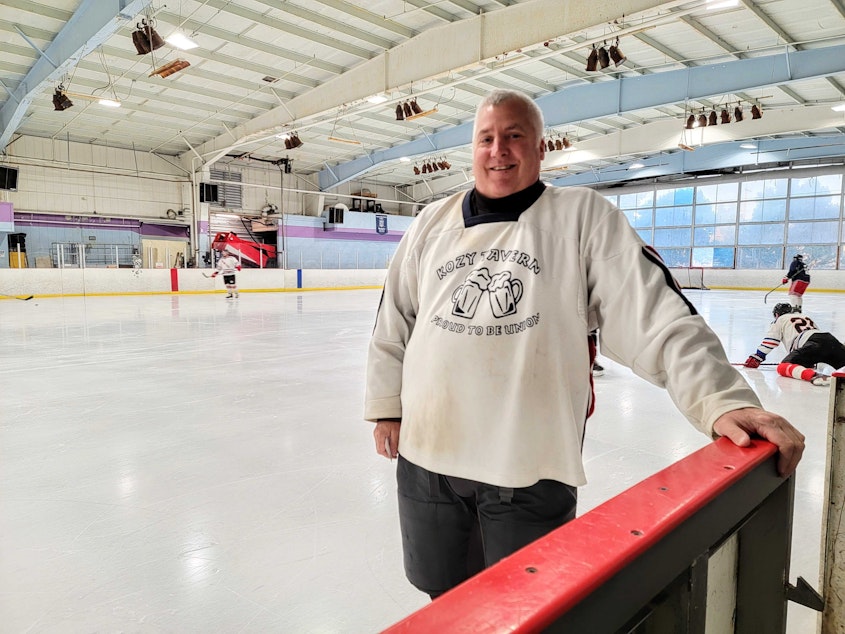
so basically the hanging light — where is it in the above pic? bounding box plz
[698,113,708,128]
[395,104,404,121]
[708,110,718,126]
[685,114,696,129]
[585,45,599,72]
[547,139,555,152]
[751,104,762,119]
[52,88,73,111]
[404,99,438,121]
[734,104,744,122]
[597,43,611,70]
[608,38,627,66]
[720,108,731,124]
[554,138,563,151]
[132,18,165,55]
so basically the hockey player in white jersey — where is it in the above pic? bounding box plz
[212,251,242,298]
[744,302,844,386]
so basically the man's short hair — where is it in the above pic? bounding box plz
[473,89,544,143]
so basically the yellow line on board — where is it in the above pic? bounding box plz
[2,286,386,299]
[705,287,845,293]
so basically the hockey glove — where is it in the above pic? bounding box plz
[744,355,763,369]
[782,277,788,284]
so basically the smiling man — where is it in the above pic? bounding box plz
[364,88,804,600]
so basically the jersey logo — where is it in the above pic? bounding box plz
[451,267,524,319]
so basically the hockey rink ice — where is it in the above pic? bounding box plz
[1,287,840,633]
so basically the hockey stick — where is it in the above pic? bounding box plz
[1,293,34,301]
[763,282,785,304]
[201,272,216,278]
[731,362,778,366]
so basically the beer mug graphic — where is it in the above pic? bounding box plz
[451,267,491,318]
[488,271,523,318]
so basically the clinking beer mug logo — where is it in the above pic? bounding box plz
[488,271,523,317]
[451,267,523,319]
[451,267,491,318]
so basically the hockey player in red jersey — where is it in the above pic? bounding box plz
[744,303,845,386]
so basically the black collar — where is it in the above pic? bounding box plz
[462,180,546,226]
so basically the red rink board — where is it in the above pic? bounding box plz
[382,437,776,633]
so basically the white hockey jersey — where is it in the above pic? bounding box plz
[754,312,820,358]
[364,185,761,488]
[216,254,241,275]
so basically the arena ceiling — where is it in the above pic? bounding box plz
[1,0,845,203]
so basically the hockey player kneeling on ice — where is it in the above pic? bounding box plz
[744,303,845,387]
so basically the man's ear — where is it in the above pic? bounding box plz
[538,138,546,158]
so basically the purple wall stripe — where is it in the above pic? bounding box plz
[285,225,402,242]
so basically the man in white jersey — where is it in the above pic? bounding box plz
[744,303,844,386]
[364,89,804,600]
[212,251,241,298]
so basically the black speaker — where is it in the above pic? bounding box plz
[8,233,26,250]
[199,183,218,203]
[0,166,18,191]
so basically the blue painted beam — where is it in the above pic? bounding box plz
[0,0,152,154]
[549,136,845,187]
[318,44,845,191]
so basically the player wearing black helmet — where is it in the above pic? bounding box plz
[744,306,845,387]
[772,303,793,319]
[782,254,810,312]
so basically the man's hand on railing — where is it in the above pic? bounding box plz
[712,407,805,477]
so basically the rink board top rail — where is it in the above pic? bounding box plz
[383,437,785,633]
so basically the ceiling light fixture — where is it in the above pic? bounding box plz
[367,94,388,104]
[132,18,165,55]
[585,44,599,72]
[706,0,739,8]
[164,31,198,50]
[608,38,627,67]
[629,162,645,169]
[740,143,757,149]
[61,90,121,108]
[832,103,845,112]
[327,136,362,145]
[149,59,191,78]
[282,133,303,149]
[52,87,73,111]
[395,98,437,121]
[597,43,611,70]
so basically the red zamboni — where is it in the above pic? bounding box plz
[211,232,276,268]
